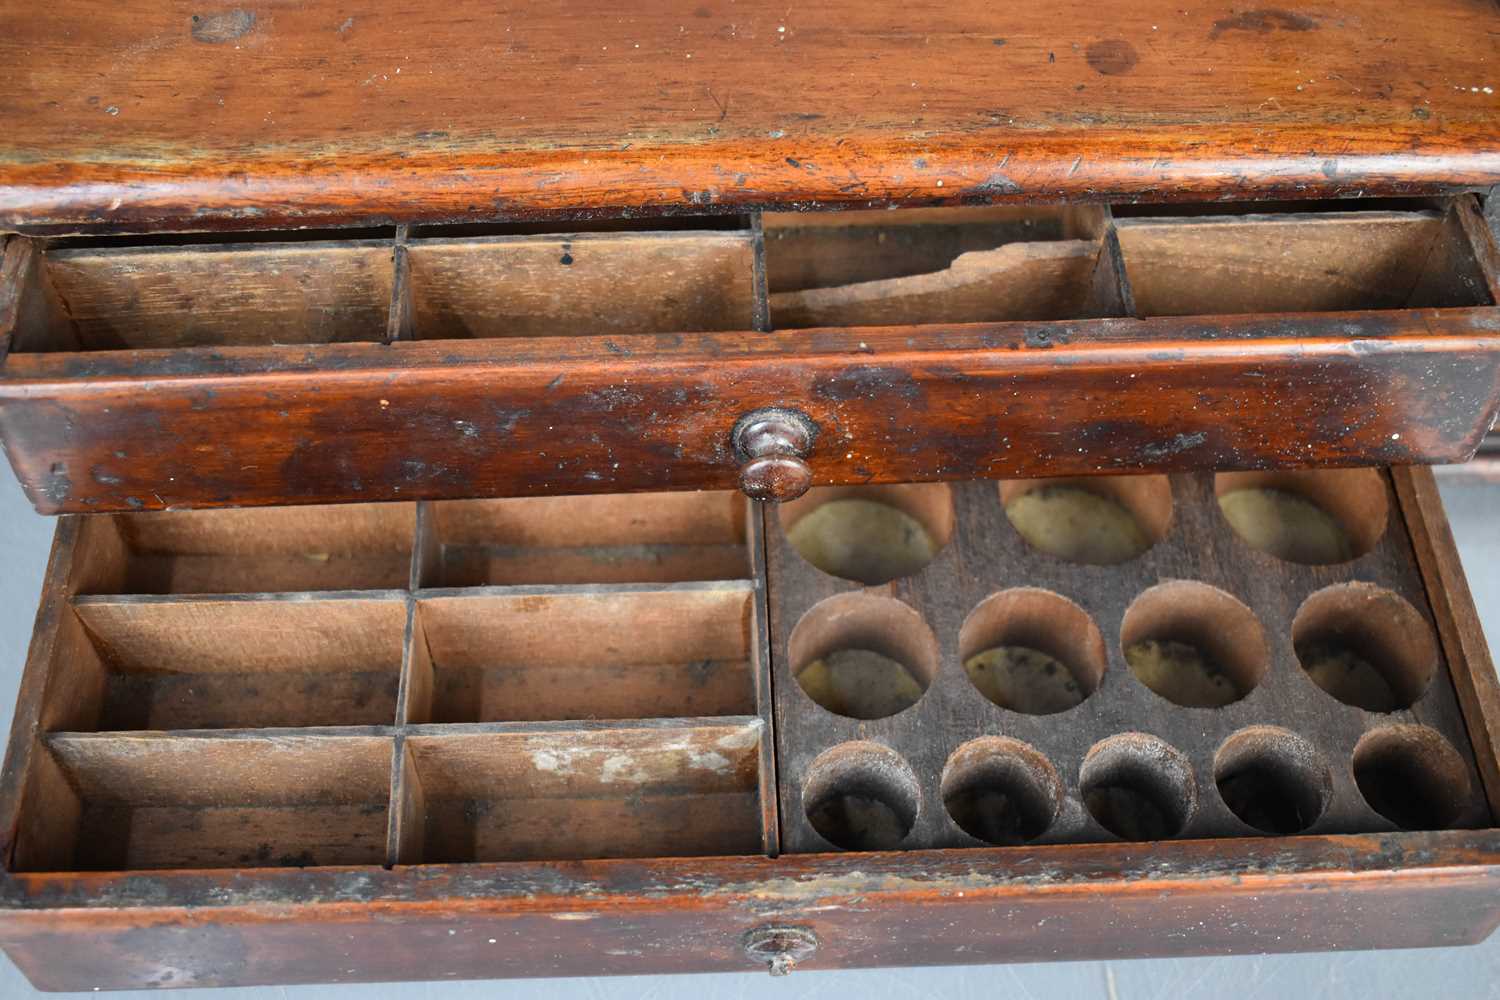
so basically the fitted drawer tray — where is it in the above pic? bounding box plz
[0,467,1496,989]
[1,199,1497,514]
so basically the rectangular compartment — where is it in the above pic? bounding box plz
[407,230,757,339]
[1117,204,1495,316]
[72,503,417,595]
[418,491,749,587]
[13,732,394,872]
[10,238,396,353]
[401,720,766,863]
[42,594,407,732]
[408,584,755,724]
[763,205,1124,327]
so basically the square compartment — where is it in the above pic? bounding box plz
[408,584,755,724]
[14,733,394,872]
[401,722,765,863]
[45,594,407,732]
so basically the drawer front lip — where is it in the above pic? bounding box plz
[1,309,1497,514]
[0,831,1496,990]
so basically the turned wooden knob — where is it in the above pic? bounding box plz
[732,409,815,502]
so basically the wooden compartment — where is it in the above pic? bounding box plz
[1117,204,1495,316]
[43,594,407,732]
[400,720,768,863]
[13,732,394,872]
[7,237,396,352]
[407,229,758,339]
[70,503,417,595]
[0,470,1497,990]
[407,585,756,724]
[2,199,1498,514]
[763,471,1491,852]
[418,491,749,587]
[764,205,1128,327]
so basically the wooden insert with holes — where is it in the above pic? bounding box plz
[765,470,1490,853]
[0,468,1498,989]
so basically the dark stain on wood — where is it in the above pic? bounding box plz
[1209,9,1319,40]
[1085,39,1139,76]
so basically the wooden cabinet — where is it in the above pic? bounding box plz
[1,0,1499,989]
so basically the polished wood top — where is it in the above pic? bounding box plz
[1,0,1498,231]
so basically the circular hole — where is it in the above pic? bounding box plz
[1213,727,1332,834]
[780,483,954,585]
[1292,583,1438,712]
[941,737,1062,845]
[999,475,1172,565]
[1080,733,1196,841]
[1353,726,1471,830]
[959,588,1107,715]
[803,742,921,851]
[1215,468,1388,565]
[1120,581,1270,708]
[788,592,940,719]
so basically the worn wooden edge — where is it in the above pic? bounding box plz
[2,128,1499,234]
[0,236,22,361]
[3,308,1498,513]
[0,828,1495,913]
[71,589,412,607]
[385,224,412,343]
[413,580,757,602]
[0,519,79,868]
[1455,196,1500,303]
[750,213,771,333]
[401,716,766,740]
[1393,465,1500,820]
[746,500,779,857]
[3,307,1496,383]
[42,727,401,746]
[43,236,399,262]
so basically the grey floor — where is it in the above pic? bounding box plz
[0,475,1495,999]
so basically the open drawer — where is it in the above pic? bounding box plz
[0,466,1497,989]
[0,199,1497,513]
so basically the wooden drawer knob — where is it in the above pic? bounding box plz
[733,409,815,502]
[742,925,819,976]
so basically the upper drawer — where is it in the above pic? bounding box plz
[0,200,1497,513]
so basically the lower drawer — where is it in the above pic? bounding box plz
[0,468,1496,990]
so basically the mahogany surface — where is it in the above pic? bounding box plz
[0,1,1498,232]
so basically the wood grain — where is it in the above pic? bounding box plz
[413,585,754,723]
[1394,466,1500,818]
[37,242,394,350]
[1,832,1499,988]
[770,241,1100,327]
[107,503,416,594]
[404,720,766,862]
[1117,212,1466,316]
[1,2,1498,230]
[16,732,395,872]
[408,233,756,338]
[1,310,1496,512]
[67,594,408,730]
[425,491,749,587]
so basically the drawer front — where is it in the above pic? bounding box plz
[2,200,1498,514]
[0,467,1496,989]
